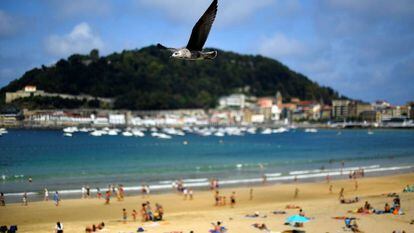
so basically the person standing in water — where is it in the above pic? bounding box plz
[22,192,28,206]
[44,188,49,201]
[0,192,5,206]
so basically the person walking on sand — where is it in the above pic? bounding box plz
[105,191,110,204]
[54,191,60,206]
[250,188,253,201]
[183,188,188,200]
[355,180,358,191]
[132,209,137,221]
[189,189,194,200]
[339,187,344,199]
[0,192,5,206]
[55,222,63,233]
[294,188,299,198]
[122,208,127,223]
[230,192,236,208]
[44,188,49,201]
[329,185,333,194]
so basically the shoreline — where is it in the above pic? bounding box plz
[1,173,413,232]
[2,164,413,203]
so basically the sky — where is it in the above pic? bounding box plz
[0,0,413,105]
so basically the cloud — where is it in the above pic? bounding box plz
[258,33,307,59]
[0,10,21,37]
[45,22,104,57]
[138,0,274,26]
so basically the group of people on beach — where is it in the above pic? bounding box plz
[214,190,236,208]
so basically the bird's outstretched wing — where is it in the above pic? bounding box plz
[157,43,178,52]
[186,0,218,51]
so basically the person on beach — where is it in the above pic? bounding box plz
[250,188,253,200]
[230,192,236,208]
[141,203,147,222]
[355,180,358,191]
[262,174,267,184]
[81,186,86,199]
[329,185,333,194]
[294,187,299,198]
[53,191,60,206]
[339,187,345,199]
[122,208,127,223]
[183,188,188,200]
[132,209,137,221]
[119,185,124,200]
[44,188,49,201]
[105,191,110,204]
[22,192,28,206]
[326,174,331,183]
[141,184,147,198]
[189,189,194,200]
[86,185,90,198]
[55,222,63,233]
[96,188,102,199]
[214,191,220,206]
[0,192,5,206]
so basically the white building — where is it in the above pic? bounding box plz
[218,94,246,109]
[109,114,126,125]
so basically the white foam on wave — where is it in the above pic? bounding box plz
[3,165,412,197]
[289,165,381,175]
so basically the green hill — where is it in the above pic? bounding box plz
[0,45,343,110]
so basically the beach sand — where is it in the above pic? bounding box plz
[1,173,413,233]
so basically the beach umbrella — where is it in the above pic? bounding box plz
[286,215,310,224]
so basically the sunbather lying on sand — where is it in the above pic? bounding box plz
[252,223,269,231]
[285,204,301,209]
[272,210,286,214]
[245,211,267,218]
[340,196,359,204]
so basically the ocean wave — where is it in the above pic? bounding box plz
[3,165,411,197]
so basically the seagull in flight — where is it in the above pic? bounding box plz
[157,0,218,60]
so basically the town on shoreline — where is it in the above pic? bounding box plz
[1,86,413,129]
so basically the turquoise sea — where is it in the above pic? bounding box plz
[1,128,414,200]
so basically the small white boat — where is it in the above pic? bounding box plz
[90,131,103,137]
[132,130,145,137]
[107,130,118,136]
[368,130,374,135]
[214,132,225,137]
[122,131,133,137]
[304,128,318,133]
[63,133,73,137]
[273,127,288,133]
[156,133,172,139]
[261,128,272,134]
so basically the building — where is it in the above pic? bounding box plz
[360,111,381,122]
[218,94,246,109]
[332,100,351,120]
[108,114,126,125]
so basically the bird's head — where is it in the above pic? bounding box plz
[172,51,180,58]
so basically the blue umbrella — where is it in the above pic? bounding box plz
[286,215,310,224]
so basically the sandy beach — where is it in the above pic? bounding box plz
[1,173,413,233]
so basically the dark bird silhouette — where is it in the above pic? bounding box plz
[157,0,218,60]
